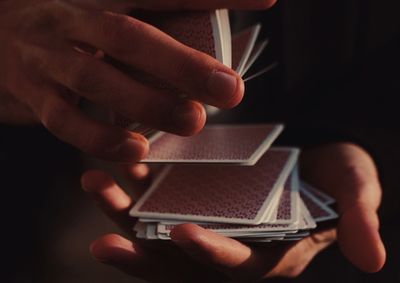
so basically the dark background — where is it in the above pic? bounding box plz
[1,0,399,282]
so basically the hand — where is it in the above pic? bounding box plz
[0,0,275,162]
[81,142,385,282]
[300,142,386,272]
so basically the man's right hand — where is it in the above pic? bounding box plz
[0,0,276,162]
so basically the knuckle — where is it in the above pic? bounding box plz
[174,50,207,81]
[172,50,216,98]
[20,45,48,76]
[27,0,72,33]
[100,13,145,55]
[34,5,59,30]
[68,58,98,94]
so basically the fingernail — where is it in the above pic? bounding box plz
[172,102,204,135]
[117,138,147,162]
[207,70,241,108]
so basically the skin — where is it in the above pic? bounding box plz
[81,143,386,282]
[0,0,276,162]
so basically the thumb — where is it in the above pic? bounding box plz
[338,202,386,272]
[170,224,267,281]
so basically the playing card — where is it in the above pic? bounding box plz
[298,199,317,230]
[134,222,147,239]
[214,9,232,67]
[268,166,300,224]
[140,164,301,238]
[135,11,218,59]
[301,181,336,205]
[258,168,293,223]
[243,61,278,82]
[231,24,261,75]
[142,124,284,165]
[157,222,295,236]
[155,197,312,240]
[242,39,269,76]
[130,147,299,225]
[145,223,159,240]
[300,185,338,222]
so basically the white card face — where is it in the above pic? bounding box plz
[130,147,299,225]
[142,124,284,165]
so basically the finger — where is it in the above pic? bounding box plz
[38,88,148,162]
[90,234,152,278]
[16,74,149,162]
[35,44,206,136]
[68,11,244,109]
[119,163,152,197]
[170,224,265,281]
[81,170,135,230]
[267,229,336,278]
[338,203,386,273]
[300,143,386,272]
[133,0,277,10]
[90,234,189,282]
[8,40,147,162]
[120,163,151,182]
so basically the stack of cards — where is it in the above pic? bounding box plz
[129,124,338,242]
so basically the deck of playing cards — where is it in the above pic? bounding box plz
[129,124,338,242]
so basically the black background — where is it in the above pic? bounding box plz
[1,0,399,282]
